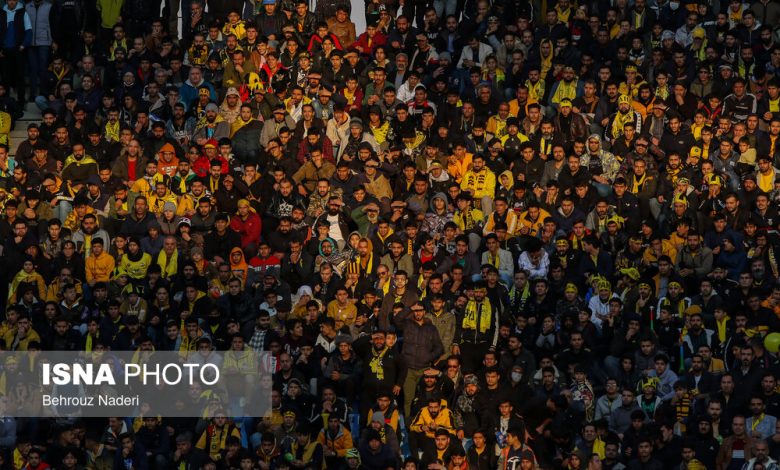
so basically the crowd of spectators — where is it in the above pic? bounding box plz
[1,0,780,468]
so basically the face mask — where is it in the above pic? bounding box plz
[669,1,680,10]
[511,372,522,382]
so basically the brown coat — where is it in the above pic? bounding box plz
[327,17,356,48]
[716,434,755,470]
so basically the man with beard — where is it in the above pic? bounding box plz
[267,216,295,257]
[193,103,230,144]
[61,141,98,196]
[166,102,197,149]
[70,213,110,257]
[605,94,642,144]
[83,127,115,167]
[16,124,46,163]
[553,99,588,148]
[266,178,305,224]
[293,147,336,197]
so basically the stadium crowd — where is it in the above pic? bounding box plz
[1,0,780,468]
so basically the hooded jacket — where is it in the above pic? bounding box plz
[230,205,262,248]
[422,193,453,236]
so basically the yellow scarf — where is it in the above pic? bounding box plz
[691,123,704,140]
[85,333,98,352]
[463,298,493,333]
[369,347,388,380]
[196,113,225,132]
[655,86,670,101]
[769,98,779,113]
[751,413,765,431]
[611,110,635,139]
[551,79,578,106]
[370,121,390,144]
[631,172,647,193]
[526,79,545,103]
[716,315,730,344]
[358,252,374,275]
[105,120,120,142]
[344,87,356,105]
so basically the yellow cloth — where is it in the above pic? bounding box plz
[462,298,493,333]
[758,169,776,193]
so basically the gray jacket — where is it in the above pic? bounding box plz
[609,402,641,435]
[25,0,52,46]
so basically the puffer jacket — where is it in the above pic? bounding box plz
[409,405,456,438]
[316,425,354,457]
[85,249,116,284]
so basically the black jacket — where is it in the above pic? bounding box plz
[400,318,443,370]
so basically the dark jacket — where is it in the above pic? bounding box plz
[0,4,31,49]
[400,317,443,370]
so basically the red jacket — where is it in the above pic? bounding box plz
[352,31,386,57]
[230,211,262,248]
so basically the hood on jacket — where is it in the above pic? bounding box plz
[230,246,247,263]
[429,192,448,211]
[359,236,374,255]
[499,170,514,190]
[318,237,338,257]
[587,133,602,152]
[4,2,24,13]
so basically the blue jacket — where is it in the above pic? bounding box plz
[0,3,31,49]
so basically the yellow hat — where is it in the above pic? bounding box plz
[237,199,256,213]
[559,98,573,108]
[565,283,578,294]
[708,174,723,186]
[618,94,631,105]
[625,65,638,72]
[689,146,702,158]
[687,460,707,470]
[692,27,706,39]
[672,193,688,206]
[606,215,625,228]
[620,267,640,281]
[597,279,611,291]
[685,305,703,316]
